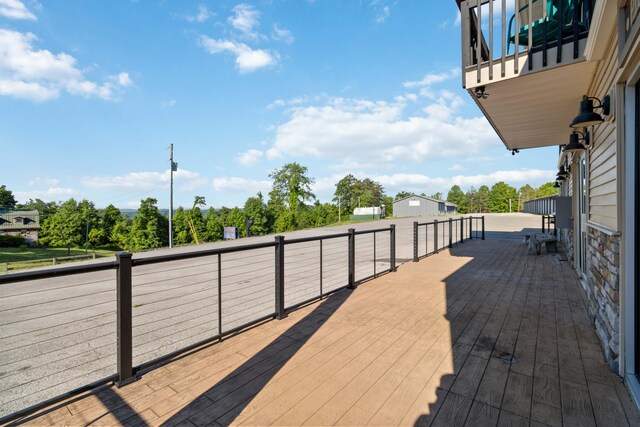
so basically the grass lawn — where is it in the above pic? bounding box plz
[0,247,117,264]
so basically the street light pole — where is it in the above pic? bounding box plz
[169,144,178,248]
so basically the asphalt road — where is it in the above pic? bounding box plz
[0,213,542,417]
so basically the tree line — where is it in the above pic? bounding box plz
[0,170,556,252]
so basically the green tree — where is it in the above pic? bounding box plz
[394,191,413,200]
[125,198,168,250]
[383,195,394,217]
[465,187,478,213]
[430,192,443,201]
[269,162,315,231]
[111,215,132,249]
[476,185,490,212]
[40,199,85,254]
[17,198,59,218]
[536,182,558,198]
[334,174,359,218]
[518,184,537,212]
[244,192,271,236]
[354,178,385,207]
[269,162,315,212]
[204,207,228,241]
[0,185,17,209]
[488,182,518,212]
[447,185,468,213]
[172,207,191,245]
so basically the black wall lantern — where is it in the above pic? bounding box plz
[556,165,569,178]
[570,95,610,128]
[553,181,561,188]
[563,131,589,153]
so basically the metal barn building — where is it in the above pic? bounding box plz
[392,195,456,218]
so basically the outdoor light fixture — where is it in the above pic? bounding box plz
[553,181,561,188]
[474,86,488,99]
[556,165,569,178]
[563,131,589,153]
[556,174,566,181]
[570,95,610,128]
[511,149,519,156]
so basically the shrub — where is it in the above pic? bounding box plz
[0,235,26,247]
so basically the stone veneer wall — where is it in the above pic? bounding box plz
[560,227,574,265]
[584,226,621,371]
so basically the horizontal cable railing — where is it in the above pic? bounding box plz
[0,219,491,423]
[413,216,485,261]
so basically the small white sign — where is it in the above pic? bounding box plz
[409,200,420,207]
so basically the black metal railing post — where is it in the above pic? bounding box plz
[482,215,485,240]
[217,253,222,336]
[348,228,355,288]
[390,224,396,271]
[434,220,439,253]
[275,235,286,319]
[449,218,453,248]
[460,217,464,243]
[469,217,473,239]
[413,221,418,262]
[542,215,546,233]
[116,251,135,387]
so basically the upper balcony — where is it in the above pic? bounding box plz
[457,0,598,150]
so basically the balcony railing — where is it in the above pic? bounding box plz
[460,0,594,85]
[0,218,484,423]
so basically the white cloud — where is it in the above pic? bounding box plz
[375,6,390,24]
[369,0,392,24]
[186,4,214,23]
[0,29,131,101]
[272,24,294,44]
[403,68,460,89]
[0,0,36,20]
[449,164,463,171]
[14,187,78,203]
[364,169,556,195]
[228,3,261,39]
[161,99,176,108]
[267,92,497,169]
[82,169,208,191]
[199,36,277,73]
[236,149,263,166]
[28,177,59,186]
[116,72,132,87]
[213,177,271,193]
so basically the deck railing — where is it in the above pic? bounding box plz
[460,0,594,85]
[0,218,486,423]
[412,216,485,261]
[0,226,396,423]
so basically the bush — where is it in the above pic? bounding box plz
[0,235,26,247]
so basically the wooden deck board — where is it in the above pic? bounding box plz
[15,239,639,427]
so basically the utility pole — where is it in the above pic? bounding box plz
[338,196,341,223]
[169,144,178,248]
[509,198,512,213]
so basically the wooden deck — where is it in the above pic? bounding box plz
[17,239,640,426]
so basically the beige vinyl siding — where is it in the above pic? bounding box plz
[587,31,618,230]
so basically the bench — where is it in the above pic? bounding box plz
[527,234,557,255]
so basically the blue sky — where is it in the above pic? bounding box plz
[0,0,557,209]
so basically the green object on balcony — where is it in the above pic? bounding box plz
[507,0,584,54]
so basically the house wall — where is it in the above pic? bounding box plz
[588,34,618,229]
[392,197,439,218]
[582,30,622,371]
[1,229,39,246]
